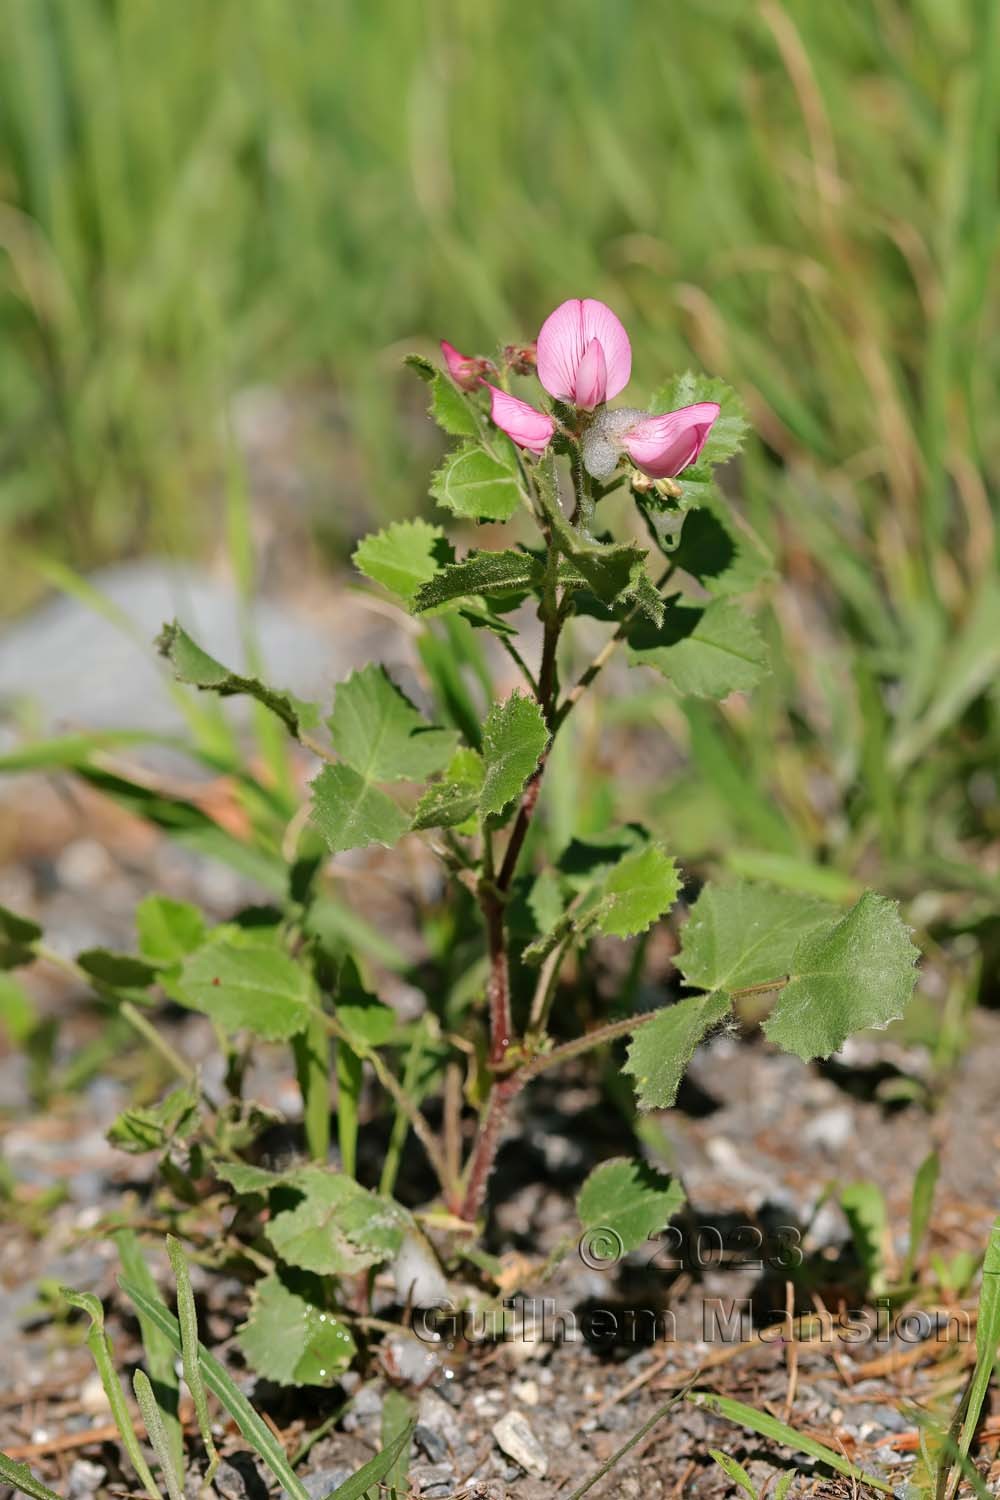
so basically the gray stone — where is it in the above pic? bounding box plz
[414,1423,449,1463]
[491,1411,548,1478]
[67,1460,106,1500]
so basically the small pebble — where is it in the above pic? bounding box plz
[414,1423,449,1463]
[67,1460,106,1500]
[492,1411,548,1478]
[512,1378,540,1407]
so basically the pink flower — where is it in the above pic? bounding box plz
[536,298,632,410]
[440,339,492,391]
[486,385,556,455]
[620,402,720,478]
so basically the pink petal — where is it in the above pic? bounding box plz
[486,385,556,455]
[621,402,720,478]
[536,298,631,405]
[573,338,608,411]
[440,338,486,391]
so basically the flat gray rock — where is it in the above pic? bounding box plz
[0,561,342,744]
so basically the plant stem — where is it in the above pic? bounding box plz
[458,1006,670,1221]
[553,561,675,732]
[459,1073,525,1220]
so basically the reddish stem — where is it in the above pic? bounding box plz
[459,1072,525,1221]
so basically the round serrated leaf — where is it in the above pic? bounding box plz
[577,1157,684,1255]
[238,1272,356,1387]
[176,939,314,1040]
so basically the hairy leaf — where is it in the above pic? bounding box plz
[577,1157,685,1255]
[626,598,768,698]
[678,882,836,994]
[430,442,522,522]
[156,621,320,735]
[479,692,549,821]
[310,763,409,853]
[411,747,484,831]
[107,1085,200,1154]
[77,948,161,988]
[413,549,543,613]
[624,993,733,1110]
[238,1272,356,1387]
[649,372,749,469]
[667,491,773,597]
[352,519,452,604]
[328,666,458,782]
[763,892,919,1060]
[266,1165,406,1275]
[136,896,207,967]
[176,938,314,1039]
[597,843,681,938]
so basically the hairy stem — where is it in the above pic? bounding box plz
[459,1072,525,1220]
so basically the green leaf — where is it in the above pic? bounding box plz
[413,549,543,613]
[353,519,452,604]
[175,938,315,1040]
[560,542,664,626]
[0,974,37,1044]
[763,892,919,1060]
[685,1392,891,1492]
[0,905,42,947]
[411,747,484,831]
[954,1216,1000,1476]
[678,882,837,994]
[430,442,522,522]
[577,1157,685,1255]
[77,948,161,988]
[266,1165,406,1275]
[327,665,458,782]
[118,1276,312,1500]
[905,1151,940,1282]
[627,598,768,698]
[597,843,681,939]
[708,1451,756,1499]
[624,993,733,1110]
[336,973,396,1049]
[667,492,774,598]
[156,621,319,736]
[429,373,479,437]
[136,896,207,967]
[113,1230,184,1481]
[840,1180,890,1297]
[215,1161,284,1195]
[238,1271,356,1387]
[0,1454,66,1500]
[649,373,749,469]
[381,1390,415,1496]
[107,1085,200,1154]
[310,764,410,853]
[479,692,549,821]
[325,1421,417,1500]
[0,904,41,968]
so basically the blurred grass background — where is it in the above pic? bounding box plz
[1,0,999,983]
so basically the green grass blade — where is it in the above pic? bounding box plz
[335,1044,363,1178]
[133,1370,185,1500]
[905,1150,940,1284]
[119,1276,312,1500]
[165,1236,219,1482]
[323,1422,415,1500]
[380,1390,414,1498]
[685,1391,892,1492]
[114,1231,183,1479]
[0,1453,65,1500]
[61,1289,164,1500]
[294,1010,331,1163]
[949,1215,1000,1489]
